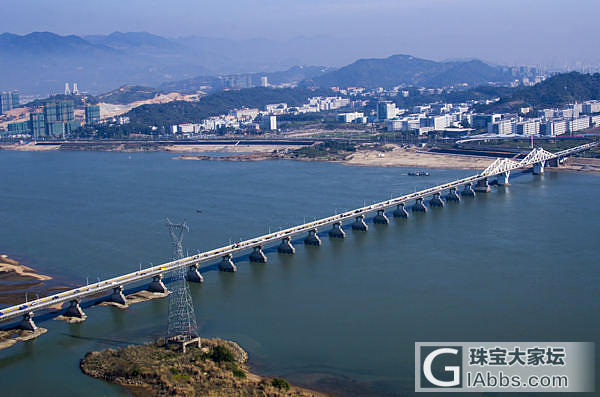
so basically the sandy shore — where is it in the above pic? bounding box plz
[0,328,47,351]
[0,255,57,306]
[344,146,494,169]
[0,143,60,151]
[2,141,598,173]
[162,144,303,153]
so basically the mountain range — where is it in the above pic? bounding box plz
[0,31,325,94]
[0,31,519,96]
[308,54,514,89]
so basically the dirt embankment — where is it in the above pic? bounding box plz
[81,338,330,397]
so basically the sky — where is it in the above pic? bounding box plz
[2,0,600,67]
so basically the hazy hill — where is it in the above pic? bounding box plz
[0,31,342,95]
[0,32,212,95]
[159,66,331,94]
[308,54,513,88]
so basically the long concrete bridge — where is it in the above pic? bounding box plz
[0,142,597,331]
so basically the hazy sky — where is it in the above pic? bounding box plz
[3,0,600,67]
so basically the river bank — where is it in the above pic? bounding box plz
[2,141,598,172]
[81,338,330,397]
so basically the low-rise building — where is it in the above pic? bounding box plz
[472,113,502,129]
[337,112,364,123]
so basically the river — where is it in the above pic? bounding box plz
[0,151,598,396]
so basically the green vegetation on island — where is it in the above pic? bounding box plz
[80,338,323,397]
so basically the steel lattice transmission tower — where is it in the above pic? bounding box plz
[166,218,199,343]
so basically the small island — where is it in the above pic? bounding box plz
[80,338,328,397]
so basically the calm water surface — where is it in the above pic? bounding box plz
[0,151,598,396]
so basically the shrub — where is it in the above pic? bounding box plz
[210,345,235,363]
[271,378,291,391]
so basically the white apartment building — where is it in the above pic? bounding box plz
[568,117,590,133]
[265,103,287,114]
[515,119,540,135]
[582,100,600,114]
[425,115,452,130]
[488,119,515,135]
[230,108,260,120]
[542,119,567,136]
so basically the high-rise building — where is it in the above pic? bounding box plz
[10,91,19,108]
[65,83,71,95]
[30,112,46,139]
[46,121,64,138]
[260,115,277,131]
[72,83,79,95]
[0,92,12,114]
[260,76,268,87]
[377,101,397,121]
[44,101,58,122]
[57,100,74,121]
[85,105,101,124]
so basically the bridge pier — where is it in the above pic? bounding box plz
[373,209,389,224]
[412,198,428,212]
[474,177,491,193]
[393,203,409,218]
[533,161,545,175]
[65,299,86,319]
[352,214,368,231]
[249,245,267,263]
[109,286,127,306]
[148,274,169,292]
[329,221,346,238]
[497,171,510,186]
[186,264,204,283]
[18,312,37,331]
[277,236,295,254]
[218,254,237,272]
[304,228,321,246]
[429,192,445,207]
[445,187,460,202]
[461,183,476,197]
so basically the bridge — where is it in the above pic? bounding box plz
[0,142,597,331]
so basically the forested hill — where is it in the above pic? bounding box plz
[125,87,334,127]
[307,54,513,88]
[478,72,600,112]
